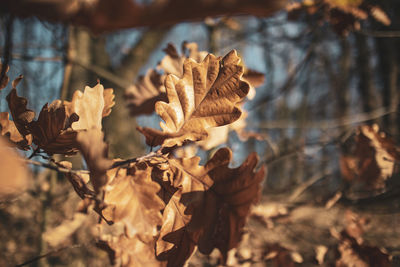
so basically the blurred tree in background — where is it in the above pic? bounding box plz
[1,0,400,266]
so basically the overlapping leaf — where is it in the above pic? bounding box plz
[98,234,161,267]
[6,76,35,137]
[77,129,113,193]
[29,101,79,155]
[340,124,400,197]
[125,42,207,116]
[0,111,32,150]
[155,148,265,265]
[5,81,114,155]
[287,0,391,35]
[138,50,250,148]
[101,167,165,237]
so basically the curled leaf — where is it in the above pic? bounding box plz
[29,101,79,155]
[0,111,32,150]
[77,128,112,193]
[6,79,35,137]
[340,124,400,197]
[125,42,207,117]
[138,50,250,148]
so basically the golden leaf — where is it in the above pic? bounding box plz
[138,50,250,148]
[102,88,116,117]
[101,167,164,237]
[69,83,108,130]
[77,128,112,193]
[98,234,162,267]
[0,111,32,150]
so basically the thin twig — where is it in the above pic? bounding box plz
[256,106,397,129]
[16,244,83,267]
[359,29,400,38]
[70,56,131,89]
[289,168,332,202]
[25,159,90,175]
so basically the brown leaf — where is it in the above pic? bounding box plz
[0,136,30,199]
[192,148,266,262]
[287,0,390,36]
[98,234,162,267]
[242,68,265,90]
[125,69,166,116]
[29,100,79,155]
[6,78,35,137]
[156,192,198,267]
[138,50,250,148]
[0,61,10,90]
[0,111,32,150]
[332,212,391,267]
[155,155,218,265]
[101,167,164,237]
[156,148,265,264]
[77,128,112,193]
[340,124,400,197]
[125,42,207,117]
[158,42,208,78]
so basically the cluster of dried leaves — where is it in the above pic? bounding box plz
[0,48,266,266]
[287,0,391,35]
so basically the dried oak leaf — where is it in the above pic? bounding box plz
[287,0,391,36]
[155,155,221,265]
[125,69,166,116]
[0,136,30,199]
[137,50,250,148]
[192,148,266,262]
[332,211,391,267]
[0,111,32,150]
[101,167,165,237]
[340,124,400,197]
[77,128,112,193]
[158,42,208,77]
[29,101,79,155]
[98,234,162,267]
[68,83,110,130]
[156,148,265,264]
[6,76,35,137]
[0,61,10,90]
[125,42,207,116]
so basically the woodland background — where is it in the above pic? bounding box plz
[1,0,400,266]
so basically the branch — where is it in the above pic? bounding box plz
[16,243,84,267]
[256,106,397,129]
[25,159,90,175]
[2,0,287,33]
